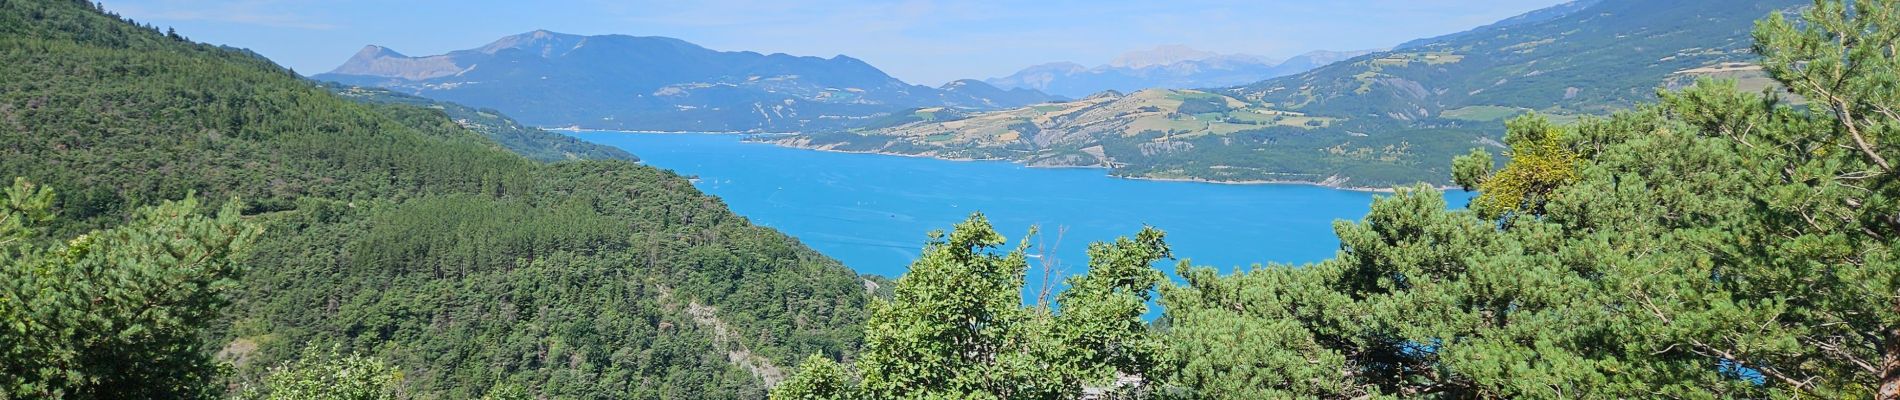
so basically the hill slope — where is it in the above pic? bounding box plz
[773,0,1805,188]
[316,31,1061,132]
[1233,0,1796,120]
[0,1,867,398]
[324,82,638,163]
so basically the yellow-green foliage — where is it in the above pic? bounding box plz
[1467,115,1579,218]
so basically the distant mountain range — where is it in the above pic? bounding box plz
[315,30,1061,132]
[769,0,1805,188]
[984,45,1376,98]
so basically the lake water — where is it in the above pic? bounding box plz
[566,132,1469,285]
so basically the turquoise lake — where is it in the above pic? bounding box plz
[566,131,1470,282]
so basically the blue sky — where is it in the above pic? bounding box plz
[107,0,1569,85]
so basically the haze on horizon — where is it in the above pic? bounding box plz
[106,0,1569,85]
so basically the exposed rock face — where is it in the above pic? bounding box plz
[329,45,465,81]
[1136,141,1193,156]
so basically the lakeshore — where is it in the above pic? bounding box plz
[561,130,1473,281]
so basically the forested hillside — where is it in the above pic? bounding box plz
[325,82,638,163]
[0,1,869,398]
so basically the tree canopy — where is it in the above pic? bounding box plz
[773,215,1173,399]
[777,1,1900,398]
[1156,0,1900,397]
[11,0,1900,398]
[2,0,873,398]
[1,179,259,399]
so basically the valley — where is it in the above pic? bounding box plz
[7,0,1897,398]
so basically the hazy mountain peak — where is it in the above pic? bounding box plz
[828,54,874,67]
[985,46,1341,98]
[1024,62,1089,73]
[353,44,405,59]
[478,29,587,57]
[940,78,983,89]
[1108,44,1223,68]
[329,44,463,81]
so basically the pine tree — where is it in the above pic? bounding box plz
[851,214,1068,399]
[1,179,262,399]
[1155,0,1900,397]
[768,355,856,400]
[773,215,1175,399]
[238,346,406,400]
